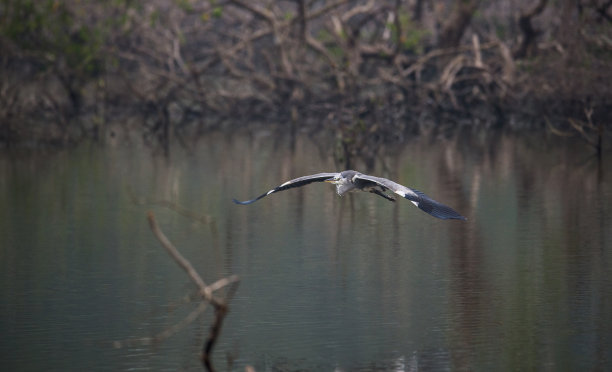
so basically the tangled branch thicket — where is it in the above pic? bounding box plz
[1,0,611,148]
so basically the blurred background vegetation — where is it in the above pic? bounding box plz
[1,0,611,149]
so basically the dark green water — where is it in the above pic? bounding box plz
[1,132,611,371]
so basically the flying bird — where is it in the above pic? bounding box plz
[233,170,466,220]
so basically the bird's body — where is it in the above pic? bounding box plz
[233,170,466,220]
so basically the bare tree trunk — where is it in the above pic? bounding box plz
[413,0,426,22]
[513,0,548,59]
[437,0,480,49]
[296,0,307,43]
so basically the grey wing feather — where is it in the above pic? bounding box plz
[355,174,467,220]
[233,172,338,205]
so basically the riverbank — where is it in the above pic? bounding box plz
[1,1,610,150]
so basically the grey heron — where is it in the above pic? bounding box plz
[233,170,466,220]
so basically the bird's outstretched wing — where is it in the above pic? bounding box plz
[355,174,467,220]
[233,173,339,205]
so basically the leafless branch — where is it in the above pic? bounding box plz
[142,211,240,371]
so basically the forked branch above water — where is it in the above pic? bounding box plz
[129,211,240,372]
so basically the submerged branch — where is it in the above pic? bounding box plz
[108,211,241,372]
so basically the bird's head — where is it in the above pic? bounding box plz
[324,174,343,184]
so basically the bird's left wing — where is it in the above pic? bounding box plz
[233,172,338,205]
[355,174,467,220]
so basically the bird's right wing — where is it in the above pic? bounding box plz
[355,174,467,220]
[233,172,338,205]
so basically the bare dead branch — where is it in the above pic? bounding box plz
[472,34,483,68]
[568,118,597,146]
[307,0,350,20]
[497,40,515,86]
[341,0,376,22]
[148,211,213,300]
[227,0,275,23]
[146,211,240,372]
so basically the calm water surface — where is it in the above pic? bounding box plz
[1,132,611,371]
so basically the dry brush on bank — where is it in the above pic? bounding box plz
[1,0,611,148]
